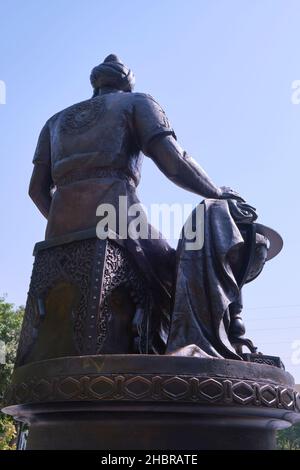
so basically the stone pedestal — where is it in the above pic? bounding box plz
[3,355,300,450]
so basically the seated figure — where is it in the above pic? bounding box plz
[15,54,282,367]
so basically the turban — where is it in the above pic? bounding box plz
[90,54,135,92]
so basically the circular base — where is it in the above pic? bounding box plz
[3,355,300,450]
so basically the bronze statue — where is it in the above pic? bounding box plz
[14,53,282,365]
[4,54,300,452]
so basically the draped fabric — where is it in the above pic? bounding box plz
[166,198,257,359]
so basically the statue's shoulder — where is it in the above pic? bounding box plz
[128,93,165,114]
[109,91,154,103]
[48,98,92,119]
[46,111,61,126]
[130,92,159,104]
[44,98,98,130]
[45,107,69,128]
[102,92,160,113]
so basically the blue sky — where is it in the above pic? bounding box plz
[1,0,300,379]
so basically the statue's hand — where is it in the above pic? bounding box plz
[218,186,245,202]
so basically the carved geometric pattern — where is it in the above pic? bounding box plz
[15,238,151,366]
[162,377,190,400]
[15,238,98,366]
[260,384,278,407]
[96,241,150,353]
[5,373,300,413]
[199,378,224,402]
[124,376,152,399]
[232,381,255,404]
[59,97,106,135]
[280,388,295,409]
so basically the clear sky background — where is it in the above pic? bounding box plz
[0,0,300,380]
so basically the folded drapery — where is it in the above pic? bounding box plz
[166,198,259,359]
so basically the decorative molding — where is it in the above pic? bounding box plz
[5,373,300,412]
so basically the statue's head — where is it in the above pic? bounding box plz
[90,54,135,96]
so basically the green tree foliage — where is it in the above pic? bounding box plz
[277,423,300,450]
[0,297,24,450]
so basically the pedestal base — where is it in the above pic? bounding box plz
[3,355,300,450]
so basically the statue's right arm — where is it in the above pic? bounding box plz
[147,134,222,199]
[134,94,241,201]
[29,122,53,219]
